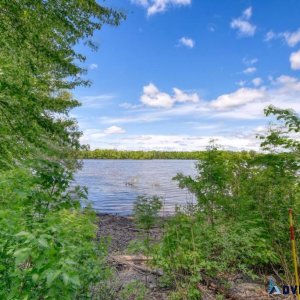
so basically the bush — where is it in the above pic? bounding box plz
[152,127,300,298]
[133,195,163,230]
[0,169,111,299]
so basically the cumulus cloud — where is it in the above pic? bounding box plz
[173,88,199,103]
[141,83,173,108]
[141,83,199,108]
[211,88,266,110]
[252,77,263,87]
[132,0,191,16]
[100,75,300,126]
[243,67,256,74]
[178,37,195,48]
[230,7,256,37]
[290,50,300,70]
[104,126,126,134]
[282,29,300,47]
[88,75,300,151]
[265,28,300,47]
[210,75,300,118]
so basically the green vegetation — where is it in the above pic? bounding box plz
[79,149,214,159]
[1,1,299,299]
[119,280,147,300]
[0,1,124,299]
[131,195,163,256]
[133,195,163,231]
[149,106,300,299]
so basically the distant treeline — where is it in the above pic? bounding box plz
[78,149,257,160]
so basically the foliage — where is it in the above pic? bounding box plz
[133,195,163,230]
[259,105,300,152]
[0,169,111,299]
[0,1,124,169]
[133,195,163,259]
[151,108,300,298]
[0,1,125,299]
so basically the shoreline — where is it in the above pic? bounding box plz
[96,213,163,253]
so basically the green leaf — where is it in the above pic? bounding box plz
[38,237,49,248]
[46,270,61,287]
[62,273,70,285]
[13,248,31,265]
[70,275,80,287]
[32,274,39,282]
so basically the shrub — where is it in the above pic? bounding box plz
[0,169,111,299]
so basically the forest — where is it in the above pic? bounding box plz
[0,1,300,300]
[78,149,208,160]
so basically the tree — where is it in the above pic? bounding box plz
[259,105,300,153]
[174,141,232,225]
[0,1,125,298]
[0,0,125,169]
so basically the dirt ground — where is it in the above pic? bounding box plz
[96,214,273,300]
[96,214,170,299]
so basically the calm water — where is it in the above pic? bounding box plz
[74,159,197,215]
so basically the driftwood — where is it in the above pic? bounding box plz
[109,255,163,276]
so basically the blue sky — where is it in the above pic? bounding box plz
[72,0,300,151]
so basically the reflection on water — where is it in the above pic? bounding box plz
[74,159,197,215]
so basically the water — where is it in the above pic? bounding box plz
[74,159,197,215]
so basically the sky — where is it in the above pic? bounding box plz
[72,0,300,151]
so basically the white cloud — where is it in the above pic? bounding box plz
[275,75,300,92]
[243,67,256,74]
[208,23,216,32]
[141,83,199,108]
[252,77,263,87]
[282,29,300,47]
[119,102,142,109]
[178,37,195,48]
[131,0,191,16]
[242,7,252,19]
[89,63,98,70]
[100,75,300,125]
[243,57,258,66]
[81,95,115,101]
[230,7,256,37]
[211,75,300,118]
[141,83,173,108]
[104,126,126,134]
[84,133,261,151]
[211,88,266,110]
[132,0,148,6]
[290,50,300,70]
[79,94,116,108]
[100,113,166,124]
[88,75,300,151]
[236,80,247,87]
[80,126,126,145]
[265,30,276,42]
[265,28,300,47]
[173,88,199,103]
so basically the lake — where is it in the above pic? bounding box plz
[74,159,197,215]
